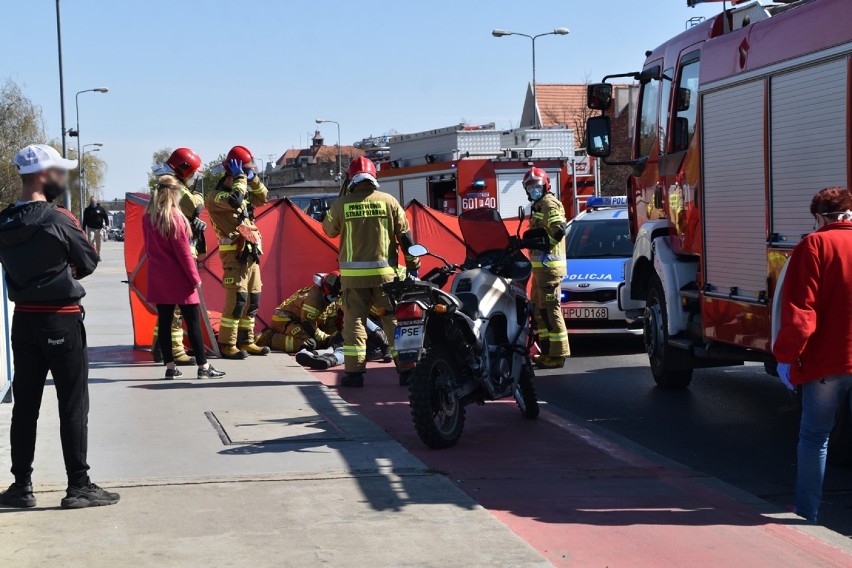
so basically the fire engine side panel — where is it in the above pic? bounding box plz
[496,172,530,219]
[380,178,402,202]
[701,80,767,300]
[402,177,428,207]
[770,57,848,245]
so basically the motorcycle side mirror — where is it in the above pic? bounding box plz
[408,244,429,257]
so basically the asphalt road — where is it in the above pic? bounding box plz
[534,335,852,538]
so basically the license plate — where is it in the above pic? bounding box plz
[563,307,609,319]
[394,323,425,354]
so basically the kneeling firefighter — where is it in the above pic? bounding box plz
[523,167,570,369]
[206,146,270,359]
[151,147,208,366]
[258,272,342,352]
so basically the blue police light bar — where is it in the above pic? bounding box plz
[471,179,487,189]
[586,196,628,208]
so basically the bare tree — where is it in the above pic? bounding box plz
[0,80,46,206]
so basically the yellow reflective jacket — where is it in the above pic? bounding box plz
[529,192,567,277]
[273,286,339,339]
[206,174,268,253]
[322,181,420,289]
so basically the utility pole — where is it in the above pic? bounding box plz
[55,0,71,210]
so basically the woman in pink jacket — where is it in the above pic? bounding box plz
[144,175,225,380]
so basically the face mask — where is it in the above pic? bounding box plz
[43,180,66,201]
[526,187,544,202]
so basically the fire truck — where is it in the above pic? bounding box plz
[584,0,851,388]
[377,123,599,219]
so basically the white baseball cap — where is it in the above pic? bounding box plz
[13,144,78,175]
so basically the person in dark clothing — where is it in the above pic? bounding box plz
[82,197,109,256]
[0,144,119,509]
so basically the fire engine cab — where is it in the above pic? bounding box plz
[377,123,599,219]
[585,0,851,388]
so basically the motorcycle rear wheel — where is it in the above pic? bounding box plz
[409,347,467,449]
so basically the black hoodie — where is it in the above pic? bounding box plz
[0,202,99,305]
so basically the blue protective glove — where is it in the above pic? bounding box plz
[246,169,256,181]
[777,363,794,391]
[226,159,244,177]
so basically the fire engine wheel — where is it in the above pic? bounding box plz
[644,275,693,389]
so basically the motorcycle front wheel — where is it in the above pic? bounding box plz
[409,347,467,449]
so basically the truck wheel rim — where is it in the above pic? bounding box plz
[644,302,664,364]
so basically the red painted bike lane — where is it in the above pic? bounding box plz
[309,363,852,567]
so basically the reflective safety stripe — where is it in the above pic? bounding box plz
[531,260,567,268]
[532,212,544,220]
[539,330,551,340]
[339,260,391,269]
[340,266,395,277]
[272,314,291,323]
[170,331,184,339]
[549,332,569,342]
[219,244,238,251]
[343,345,367,356]
[239,318,255,329]
[220,317,239,328]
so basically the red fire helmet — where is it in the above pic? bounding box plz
[165,148,203,182]
[523,166,551,192]
[347,156,377,179]
[222,145,255,171]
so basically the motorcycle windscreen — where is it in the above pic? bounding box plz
[458,207,511,257]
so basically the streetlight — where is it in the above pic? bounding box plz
[55,0,71,210]
[81,143,103,207]
[71,87,108,217]
[492,27,570,127]
[315,118,342,180]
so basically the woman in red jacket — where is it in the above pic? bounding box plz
[144,175,225,380]
[773,186,852,523]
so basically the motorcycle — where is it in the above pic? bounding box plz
[383,207,551,449]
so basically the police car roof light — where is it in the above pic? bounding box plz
[586,196,628,208]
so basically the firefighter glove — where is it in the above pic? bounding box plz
[191,217,207,233]
[777,363,794,391]
[226,159,244,177]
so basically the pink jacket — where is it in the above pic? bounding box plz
[143,211,200,305]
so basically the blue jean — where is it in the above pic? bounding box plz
[796,374,852,522]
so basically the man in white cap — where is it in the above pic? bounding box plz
[0,144,119,509]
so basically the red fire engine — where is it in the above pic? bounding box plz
[377,123,599,219]
[585,0,851,388]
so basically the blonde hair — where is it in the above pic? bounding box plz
[148,174,190,237]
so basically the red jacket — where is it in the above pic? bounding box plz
[773,222,852,385]
[143,212,200,306]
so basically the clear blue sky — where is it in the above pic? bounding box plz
[0,0,722,200]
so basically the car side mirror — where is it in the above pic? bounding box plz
[408,244,429,257]
[586,116,612,158]
[587,83,613,110]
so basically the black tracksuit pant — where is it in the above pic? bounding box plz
[10,310,90,486]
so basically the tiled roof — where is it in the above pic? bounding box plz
[534,84,590,128]
[276,145,365,166]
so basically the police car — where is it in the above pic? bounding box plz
[561,196,641,335]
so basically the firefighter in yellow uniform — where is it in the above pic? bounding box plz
[206,146,270,359]
[150,147,208,366]
[258,272,341,352]
[322,157,420,387]
[524,167,570,368]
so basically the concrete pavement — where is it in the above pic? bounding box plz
[0,242,549,567]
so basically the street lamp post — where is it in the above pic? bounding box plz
[81,144,103,208]
[72,87,108,217]
[55,0,71,210]
[492,27,570,127]
[315,118,342,180]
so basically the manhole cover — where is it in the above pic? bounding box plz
[206,409,348,445]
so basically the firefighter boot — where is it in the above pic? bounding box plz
[534,355,566,370]
[255,329,273,348]
[238,329,271,356]
[295,351,340,370]
[220,345,249,360]
[341,372,364,388]
[173,352,197,366]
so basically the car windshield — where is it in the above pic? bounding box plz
[458,207,511,257]
[565,219,632,259]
